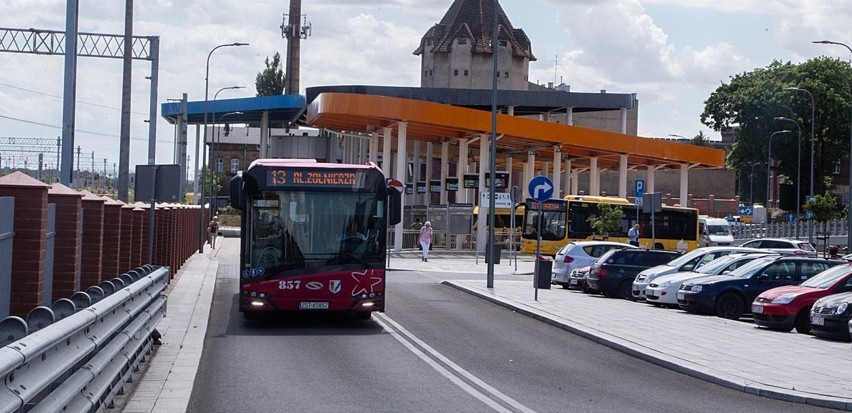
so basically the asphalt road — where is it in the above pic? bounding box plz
[186,267,837,413]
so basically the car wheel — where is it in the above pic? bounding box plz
[618,281,634,300]
[794,309,811,334]
[714,293,744,320]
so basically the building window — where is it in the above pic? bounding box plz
[424,70,428,77]
[464,70,469,76]
[504,71,509,78]
[454,69,459,76]
[458,38,467,45]
[499,40,508,47]
[230,158,239,173]
[216,158,223,172]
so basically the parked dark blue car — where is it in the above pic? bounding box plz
[676,256,842,320]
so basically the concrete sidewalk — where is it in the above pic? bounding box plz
[120,236,852,412]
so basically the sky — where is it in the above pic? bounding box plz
[1,0,851,179]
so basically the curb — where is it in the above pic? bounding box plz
[443,281,852,411]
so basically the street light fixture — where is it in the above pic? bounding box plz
[199,42,249,254]
[767,130,791,210]
[786,86,816,244]
[775,116,802,238]
[813,39,852,251]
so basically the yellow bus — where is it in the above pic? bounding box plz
[520,195,699,256]
[472,206,523,232]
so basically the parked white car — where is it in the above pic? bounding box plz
[552,241,635,288]
[644,252,776,305]
[739,238,817,258]
[631,246,764,300]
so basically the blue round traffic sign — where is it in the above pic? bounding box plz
[528,176,554,202]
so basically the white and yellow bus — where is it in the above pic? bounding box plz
[520,195,699,256]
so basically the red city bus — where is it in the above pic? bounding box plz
[229,159,401,319]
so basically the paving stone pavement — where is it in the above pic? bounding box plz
[119,236,852,412]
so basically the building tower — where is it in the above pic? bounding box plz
[414,0,536,90]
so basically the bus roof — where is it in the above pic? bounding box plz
[564,195,631,205]
[248,158,380,171]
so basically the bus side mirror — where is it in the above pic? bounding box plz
[229,174,244,210]
[387,188,402,226]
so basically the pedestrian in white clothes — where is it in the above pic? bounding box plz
[419,221,433,261]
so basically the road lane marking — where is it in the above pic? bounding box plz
[375,313,535,413]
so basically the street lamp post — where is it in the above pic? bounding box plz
[775,116,802,238]
[199,42,249,254]
[210,111,243,211]
[750,162,763,205]
[786,86,816,244]
[767,130,791,210]
[203,85,244,208]
[813,39,852,251]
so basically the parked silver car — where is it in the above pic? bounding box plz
[739,238,817,258]
[552,241,636,288]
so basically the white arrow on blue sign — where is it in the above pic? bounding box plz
[528,176,554,202]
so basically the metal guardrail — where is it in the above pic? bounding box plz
[0,265,168,413]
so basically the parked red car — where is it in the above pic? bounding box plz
[751,264,852,333]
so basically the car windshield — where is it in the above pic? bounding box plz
[663,248,708,268]
[707,225,731,235]
[725,256,778,278]
[799,265,852,289]
[557,243,576,255]
[795,242,816,252]
[694,255,740,274]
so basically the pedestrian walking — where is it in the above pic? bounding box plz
[208,216,220,249]
[419,221,432,261]
[628,223,640,247]
[409,218,424,231]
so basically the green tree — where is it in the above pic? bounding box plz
[691,131,710,147]
[803,193,841,223]
[700,57,852,206]
[255,52,285,96]
[592,203,623,237]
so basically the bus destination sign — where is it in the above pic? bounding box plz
[267,170,358,188]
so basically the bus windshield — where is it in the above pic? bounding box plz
[248,190,385,278]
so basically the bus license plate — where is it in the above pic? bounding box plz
[751,305,763,314]
[299,302,329,310]
[811,315,824,326]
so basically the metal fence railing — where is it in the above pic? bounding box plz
[0,265,168,413]
[731,219,850,242]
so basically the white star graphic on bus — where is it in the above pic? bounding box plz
[351,269,381,296]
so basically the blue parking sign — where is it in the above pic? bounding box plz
[634,179,645,198]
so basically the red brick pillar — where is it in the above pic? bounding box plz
[153,203,165,267]
[100,196,123,280]
[137,203,152,265]
[79,191,105,288]
[119,203,135,273]
[0,172,50,316]
[163,205,175,272]
[131,206,145,268]
[47,184,83,301]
